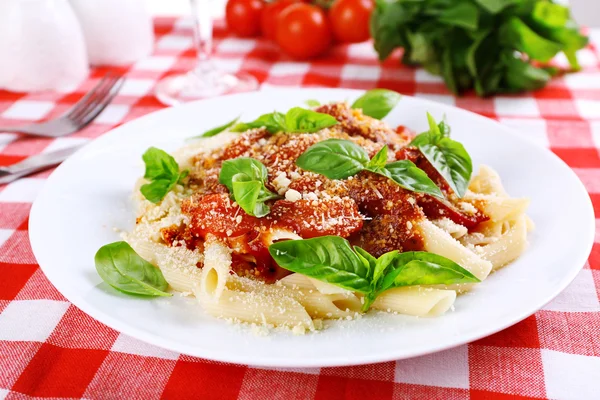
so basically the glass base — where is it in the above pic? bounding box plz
[154,69,259,106]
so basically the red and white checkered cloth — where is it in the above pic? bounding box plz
[0,18,599,399]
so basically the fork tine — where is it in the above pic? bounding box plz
[71,76,125,129]
[64,73,115,120]
[68,73,122,123]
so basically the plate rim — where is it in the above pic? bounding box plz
[29,88,596,367]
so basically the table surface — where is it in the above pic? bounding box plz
[1,17,600,400]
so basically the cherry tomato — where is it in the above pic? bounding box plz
[261,0,301,41]
[225,0,265,37]
[276,4,332,60]
[329,0,373,43]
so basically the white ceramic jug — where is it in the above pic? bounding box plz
[69,0,154,66]
[0,0,89,92]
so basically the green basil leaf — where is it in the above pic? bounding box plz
[232,175,269,217]
[269,236,371,293]
[503,56,551,92]
[219,157,280,217]
[438,119,451,137]
[296,139,370,179]
[95,241,171,297]
[372,250,399,287]
[142,147,180,180]
[351,89,401,119]
[354,246,376,279]
[219,157,268,192]
[473,0,515,14]
[500,17,562,62]
[305,99,321,107]
[426,112,443,141]
[140,147,186,203]
[231,112,286,134]
[140,179,177,204]
[438,1,479,30]
[367,146,388,170]
[419,137,472,197]
[378,251,480,293]
[377,160,444,198]
[284,107,338,133]
[531,2,569,28]
[193,116,239,139]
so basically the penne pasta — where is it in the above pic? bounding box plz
[193,285,314,332]
[200,235,232,299]
[371,287,456,317]
[418,219,493,281]
[478,215,528,270]
[229,276,362,319]
[468,165,507,196]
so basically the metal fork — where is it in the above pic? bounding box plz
[0,72,125,138]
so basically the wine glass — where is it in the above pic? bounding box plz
[154,0,258,106]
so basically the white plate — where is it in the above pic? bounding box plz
[29,88,595,367]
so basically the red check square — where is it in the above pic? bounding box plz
[161,360,247,400]
[12,344,108,398]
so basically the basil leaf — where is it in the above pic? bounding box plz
[140,147,187,204]
[367,146,388,170]
[95,241,171,297]
[438,1,479,31]
[193,116,239,139]
[305,99,321,107]
[500,17,562,62]
[269,236,371,293]
[284,107,338,133]
[354,246,376,279]
[219,157,280,217]
[232,175,269,218]
[231,112,286,134]
[351,89,401,119]
[378,160,444,198]
[378,251,480,293]
[426,112,442,141]
[219,157,268,192]
[419,138,472,197]
[473,0,515,14]
[142,147,179,180]
[410,114,472,198]
[296,139,370,179]
[372,250,399,286]
[140,179,177,204]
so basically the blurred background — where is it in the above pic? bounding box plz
[147,0,599,26]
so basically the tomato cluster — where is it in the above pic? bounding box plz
[225,0,373,60]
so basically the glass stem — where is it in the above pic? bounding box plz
[190,0,214,72]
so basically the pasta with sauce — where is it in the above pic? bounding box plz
[120,97,531,333]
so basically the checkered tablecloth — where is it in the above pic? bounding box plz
[0,18,599,400]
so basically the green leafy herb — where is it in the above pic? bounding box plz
[366,145,388,170]
[269,236,479,311]
[284,107,339,133]
[296,139,370,180]
[269,236,371,293]
[191,116,239,139]
[305,99,321,107]
[140,147,188,203]
[410,113,472,197]
[351,89,401,119]
[296,138,443,198]
[231,108,337,134]
[231,112,286,133]
[371,0,588,96]
[95,241,171,297]
[219,157,281,217]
